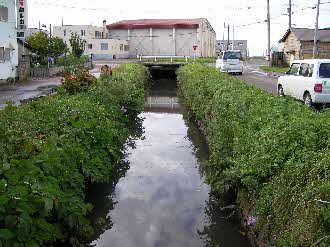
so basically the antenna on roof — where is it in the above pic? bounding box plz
[61,17,64,26]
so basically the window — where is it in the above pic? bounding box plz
[64,29,66,36]
[120,44,124,51]
[0,6,8,22]
[288,63,300,75]
[124,45,129,51]
[223,51,242,60]
[88,44,93,49]
[319,63,330,78]
[4,48,10,61]
[299,63,313,77]
[0,47,4,62]
[238,43,244,46]
[81,30,85,36]
[101,43,108,50]
[95,31,102,38]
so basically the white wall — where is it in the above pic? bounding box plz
[0,0,18,81]
[53,25,129,59]
[53,25,103,55]
[107,19,216,57]
[86,38,129,59]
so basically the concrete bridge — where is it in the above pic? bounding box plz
[139,55,194,68]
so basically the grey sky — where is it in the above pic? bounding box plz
[29,0,330,55]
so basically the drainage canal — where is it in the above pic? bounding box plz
[88,65,251,247]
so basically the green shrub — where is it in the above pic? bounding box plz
[56,55,89,67]
[61,68,97,95]
[0,63,149,246]
[177,64,330,247]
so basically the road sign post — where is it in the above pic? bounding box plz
[193,46,198,63]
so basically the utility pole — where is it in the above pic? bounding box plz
[288,0,292,30]
[267,0,271,66]
[38,21,41,31]
[223,22,226,52]
[313,0,321,59]
[49,24,52,39]
[232,25,235,50]
[227,24,230,51]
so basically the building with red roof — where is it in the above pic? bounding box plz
[106,18,216,58]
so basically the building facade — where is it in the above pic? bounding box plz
[0,0,18,82]
[216,40,248,57]
[106,19,216,58]
[279,28,330,65]
[53,23,129,59]
[25,28,49,38]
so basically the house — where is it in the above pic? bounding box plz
[106,18,216,58]
[53,21,130,60]
[0,1,18,83]
[216,40,248,57]
[279,28,330,65]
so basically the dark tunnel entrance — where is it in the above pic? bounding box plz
[145,65,181,112]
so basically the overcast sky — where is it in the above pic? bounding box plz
[28,0,330,56]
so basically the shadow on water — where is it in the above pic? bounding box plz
[87,66,251,247]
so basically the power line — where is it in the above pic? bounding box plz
[235,0,330,29]
[31,1,120,13]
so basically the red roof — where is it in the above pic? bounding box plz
[106,19,205,30]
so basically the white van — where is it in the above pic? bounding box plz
[277,59,330,106]
[216,50,243,75]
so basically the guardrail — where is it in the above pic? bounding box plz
[139,56,191,63]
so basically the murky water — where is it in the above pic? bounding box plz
[88,68,251,247]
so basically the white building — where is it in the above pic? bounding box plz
[0,1,18,82]
[106,18,216,58]
[53,21,129,60]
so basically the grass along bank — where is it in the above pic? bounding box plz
[177,64,330,247]
[259,66,290,74]
[0,64,149,246]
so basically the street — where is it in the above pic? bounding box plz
[238,58,283,95]
[0,77,62,109]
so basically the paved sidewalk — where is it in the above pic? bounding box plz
[0,77,62,109]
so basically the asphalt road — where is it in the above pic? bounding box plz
[237,59,283,95]
[0,77,62,109]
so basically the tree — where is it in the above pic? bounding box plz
[49,37,67,58]
[26,33,67,65]
[26,32,49,61]
[69,32,86,58]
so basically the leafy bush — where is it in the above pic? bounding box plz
[61,68,97,95]
[56,55,89,67]
[177,64,330,247]
[0,64,149,246]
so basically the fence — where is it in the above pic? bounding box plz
[30,63,92,78]
[30,66,64,78]
[139,56,191,63]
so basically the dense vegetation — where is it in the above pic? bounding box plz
[0,64,149,246]
[177,64,330,246]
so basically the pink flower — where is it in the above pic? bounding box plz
[247,216,258,226]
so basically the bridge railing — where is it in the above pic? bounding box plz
[138,55,191,63]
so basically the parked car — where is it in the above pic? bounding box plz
[216,50,243,75]
[277,59,330,107]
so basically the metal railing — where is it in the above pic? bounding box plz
[138,55,191,63]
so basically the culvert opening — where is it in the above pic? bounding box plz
[145,65,181,112]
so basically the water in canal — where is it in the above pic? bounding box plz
[88,67,251,247]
